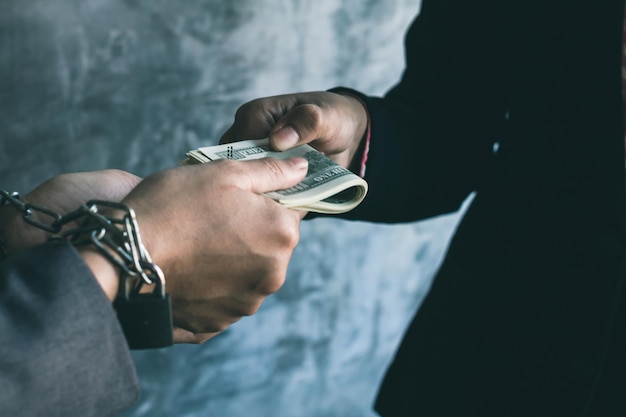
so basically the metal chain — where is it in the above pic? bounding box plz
[0,190,164,294]
[1,190,64,233]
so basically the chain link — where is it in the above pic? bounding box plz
[1,190,66,233]
[0,190,164,295]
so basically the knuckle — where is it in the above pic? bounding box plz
[197,321,229,334]
[239,301,262,317]
[265,276,286,295]
[208,159,244,184]
[247,261,287,297]
[275,214,301,248]
[214,157,238,172]
[234,98,268,126]
[259,270,286,296]
[298,104,323,133]
[176,316,227,335]
[260,157,286,180]
[285,221,301,248]
[213,322,231,332]
[233,101,255,123]
[45,173,70,188]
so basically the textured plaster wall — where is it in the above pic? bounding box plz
[0,1,466,416]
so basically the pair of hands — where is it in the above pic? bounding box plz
[1,91,367,344]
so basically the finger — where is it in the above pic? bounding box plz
[220,122,269,145]
[99,169,143,197]
[26,169,143,213]
[67,170,142,205]
[239,157,309,195]
[219,125,238,144]
[173,327,219,344]
[269,104,327,151]
[220,97,289,144]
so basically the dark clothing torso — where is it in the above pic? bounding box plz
[338,0,626,415]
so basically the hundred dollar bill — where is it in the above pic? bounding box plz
[184,139,368,214]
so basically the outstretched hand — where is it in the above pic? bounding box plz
[220,91,368,169]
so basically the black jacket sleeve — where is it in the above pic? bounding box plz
[334,0,506,223]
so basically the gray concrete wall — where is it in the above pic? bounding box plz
[0,1,465,416]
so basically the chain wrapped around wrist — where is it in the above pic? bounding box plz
[0,190,173,349]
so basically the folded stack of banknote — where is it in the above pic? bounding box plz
[184,139,368,214]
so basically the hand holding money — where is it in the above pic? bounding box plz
[185,139,368,214]
[123,157,308,341]
[219,91,369,170]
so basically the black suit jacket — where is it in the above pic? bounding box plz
[337,0,626,415]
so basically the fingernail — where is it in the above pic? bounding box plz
[273,126,299,149]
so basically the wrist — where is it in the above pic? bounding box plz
[1,190,173,348]
[78,246,120,301]
[328,87,371,175]
[0,194,52,257]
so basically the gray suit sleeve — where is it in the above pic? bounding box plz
[0,241,140,417]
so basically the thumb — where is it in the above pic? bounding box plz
[241,156,308,194]
[269,103,326,151]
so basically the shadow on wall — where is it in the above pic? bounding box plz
[0,1,469,416]
[124,212,464,417]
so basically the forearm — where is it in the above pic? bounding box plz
[1,204,120,301]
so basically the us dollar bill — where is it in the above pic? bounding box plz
[184,139,368,214]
